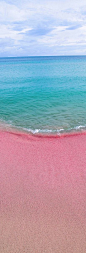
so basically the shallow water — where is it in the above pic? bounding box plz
[0,56,86,134]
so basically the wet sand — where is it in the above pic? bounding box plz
[0,130,86,253]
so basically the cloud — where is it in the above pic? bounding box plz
[0,37,14,47]
[0,0,86,56]
[66,24,82,30]
[25,26,53,36]
[0,2,26,23]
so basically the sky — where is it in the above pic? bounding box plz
[0,0,86,56]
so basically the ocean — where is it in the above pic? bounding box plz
[0,56,86,134]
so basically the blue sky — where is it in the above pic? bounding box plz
[0,0,86,56]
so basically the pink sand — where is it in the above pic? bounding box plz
[0,130,86,252]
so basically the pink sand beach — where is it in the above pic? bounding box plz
[0,130,86,253]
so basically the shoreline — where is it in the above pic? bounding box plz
[1,125,86,139]
[0,128,86,252]
[0,119,86,137]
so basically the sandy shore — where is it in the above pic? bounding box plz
[0,130,86,253]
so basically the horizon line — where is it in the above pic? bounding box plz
[0,55,86,58]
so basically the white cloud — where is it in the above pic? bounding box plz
[0,0,86,56]
[0,1,26,22]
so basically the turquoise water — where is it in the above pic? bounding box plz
[0,56,86,134]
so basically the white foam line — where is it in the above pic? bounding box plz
[0,119,86,134]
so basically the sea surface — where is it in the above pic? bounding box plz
[0,56,86,134]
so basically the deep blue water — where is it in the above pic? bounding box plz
[0,56,86,134]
